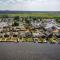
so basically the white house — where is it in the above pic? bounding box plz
[0,22,8,28]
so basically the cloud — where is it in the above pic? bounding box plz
[0,0,60,11]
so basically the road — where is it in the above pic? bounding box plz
[0,42,60,60]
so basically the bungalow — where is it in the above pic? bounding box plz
[31,21,41,29]
[45,22,57,32]
[20,31,26,38]
[12,32,18,37]
[32,32,41,42]
[20,25,26,31]
[32,31,47,43]
[0,22,8,28]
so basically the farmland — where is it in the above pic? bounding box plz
[0,11,60,18]
[0,13,60,18]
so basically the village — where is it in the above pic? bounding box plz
[0,16,60,44]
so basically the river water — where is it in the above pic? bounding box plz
[0,42,60,60]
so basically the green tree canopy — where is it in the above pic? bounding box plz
[12,22,19,26]
[14,16,19,21]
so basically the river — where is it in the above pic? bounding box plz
[0,42,60,60]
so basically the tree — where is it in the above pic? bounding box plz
[13,22,19,26]
[24,17,31,29]
[1,15,9,22]
[2,15,9,18]
[25,17,31,25]
[14,16,19,21]
[55,19,60,23]
[54,17,60,23]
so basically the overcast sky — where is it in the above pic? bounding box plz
[0,0,60,11]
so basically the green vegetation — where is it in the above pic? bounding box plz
[0,13,60,18]
[13,22,19,26]
[14,16,19,21]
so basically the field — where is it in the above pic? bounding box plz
[0,12,60,18]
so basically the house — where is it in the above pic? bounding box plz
[20,31,26,38]
[56,25,60,31]
[0,22,8,28]
[19,24,26,31]
[25,31,32,37]
[52,25,60,34]
[31,21,42,29]
[12,32,18,37]
[32,31,47,43]
[45,21,57,32]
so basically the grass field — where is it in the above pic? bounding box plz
[0,13,60,18]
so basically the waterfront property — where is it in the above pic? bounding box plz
[0,16,60,44]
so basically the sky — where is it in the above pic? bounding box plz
[0,0,60,11]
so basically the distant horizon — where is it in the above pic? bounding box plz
[0,10,60,12]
